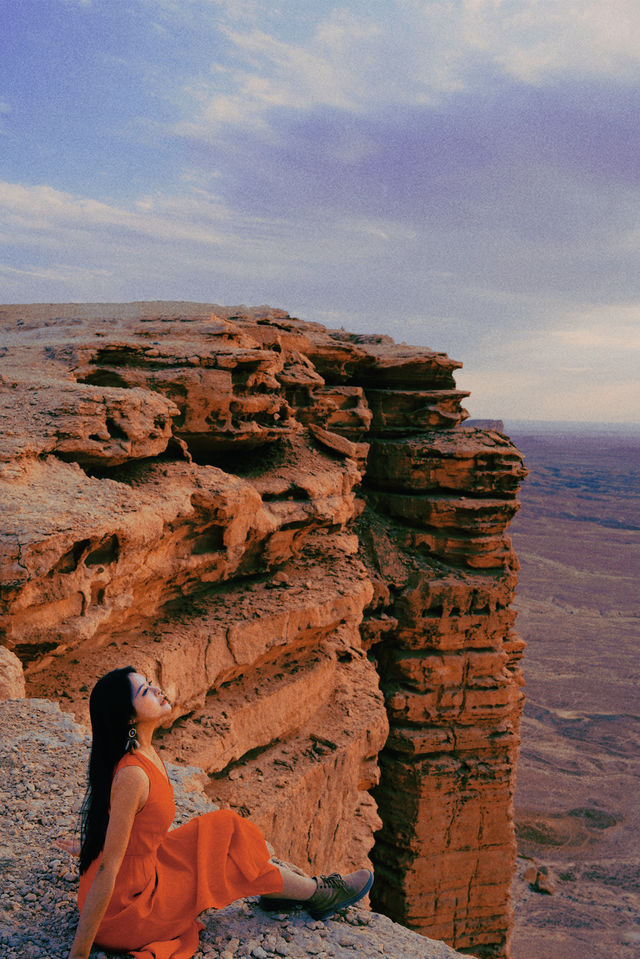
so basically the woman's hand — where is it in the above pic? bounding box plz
[56,836,81,856]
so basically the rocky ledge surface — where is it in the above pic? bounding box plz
[0,699,470,959]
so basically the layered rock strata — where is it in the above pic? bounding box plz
[0,302,526,958]
[359,433,526,958]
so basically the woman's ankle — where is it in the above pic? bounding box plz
[267,867,317,901]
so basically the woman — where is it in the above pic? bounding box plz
[62,666,373,959]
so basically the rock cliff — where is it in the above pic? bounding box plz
[0,302,526,958]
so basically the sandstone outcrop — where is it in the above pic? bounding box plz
[0,302,526,958]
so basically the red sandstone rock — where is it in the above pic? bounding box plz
[365,388,470,431]
[366,429,526,494]
[73,337,298,453]
[0,303,526,959]
[309,423,370,466]
[523,864,556,895]
[0,374,178,466]
[534,868,556,895]
[0,645,25,699]
[355,401,525,959]
[304,332,462,388]
[296,386,373,436]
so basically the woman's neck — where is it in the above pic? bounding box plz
[135,721,156,752]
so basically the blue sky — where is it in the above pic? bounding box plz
[1,0,639,422]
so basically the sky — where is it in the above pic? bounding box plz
[1,0,639,423]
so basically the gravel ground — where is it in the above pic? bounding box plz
[0,699,468,959]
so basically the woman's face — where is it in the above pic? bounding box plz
[129,672,172,723]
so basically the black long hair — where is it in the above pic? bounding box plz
[79,666,137,874]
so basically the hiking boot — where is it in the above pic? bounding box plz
[306,870,374,920]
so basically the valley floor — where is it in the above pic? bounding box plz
[507,428,640,959]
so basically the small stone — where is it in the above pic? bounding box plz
[535,868,556,895]
[338,934,357,947]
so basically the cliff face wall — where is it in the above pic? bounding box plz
[0,303,526,958]
[360,432,525,959]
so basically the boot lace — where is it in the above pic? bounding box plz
[317,873,348,891]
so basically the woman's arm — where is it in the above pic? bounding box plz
[67,765,149,959]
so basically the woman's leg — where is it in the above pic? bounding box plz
[262,865,316,901]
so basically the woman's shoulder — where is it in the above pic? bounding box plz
[111,754,151,809]
[113,752,151,782]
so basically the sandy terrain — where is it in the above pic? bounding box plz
[506,426,640,958]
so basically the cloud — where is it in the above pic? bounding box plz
[176,12,385,136]
[439,0,640,85]
[0,181,230,247]
[0,262,112,284]
[551,304,640,351]
[0,177,418,303]
[2,176,638,424]
[172,0,640,140]
[4,2,640,424]
[460,333,640,421]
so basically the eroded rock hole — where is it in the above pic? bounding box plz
[106,417,128,440]
[191,524,225,555]
[156,383,187,427]
[90,584,106,606]
[85,535,120,567]
[52,539,91,574]
[13,641,58,665]
[186,437,287,473]
[80,370,131,389]
[92,347,146,367]
[261,486,312,502]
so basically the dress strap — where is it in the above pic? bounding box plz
[119,749,170,783]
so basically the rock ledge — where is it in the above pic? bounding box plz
[0,698,470,959]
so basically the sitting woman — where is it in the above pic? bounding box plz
[62,666,373,959]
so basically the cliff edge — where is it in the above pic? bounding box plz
[0,697,471,959]
[0,303,526,957]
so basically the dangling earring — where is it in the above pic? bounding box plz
[126,725,139,752]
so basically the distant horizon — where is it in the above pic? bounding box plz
[502,418,640,433]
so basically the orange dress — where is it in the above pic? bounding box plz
[78,752,283,959]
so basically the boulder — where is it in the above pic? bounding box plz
[0,645,25,699]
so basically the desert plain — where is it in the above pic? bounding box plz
[506,425,640,959]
